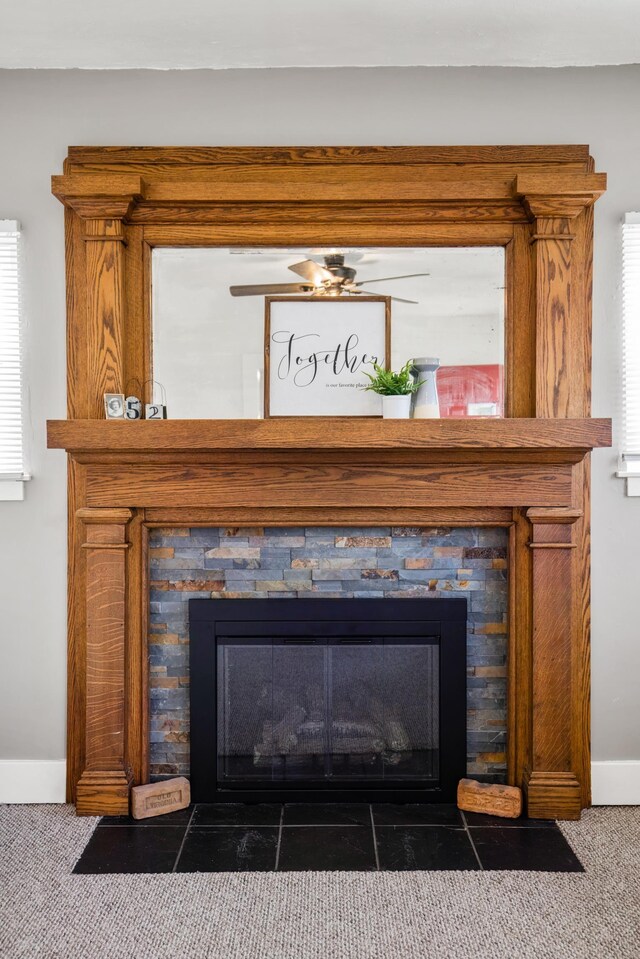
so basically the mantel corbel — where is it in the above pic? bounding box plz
[513,172,606,221]
[51,173,146,220]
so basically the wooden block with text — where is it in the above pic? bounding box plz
[457,778,522,819]
[131,777,191,820]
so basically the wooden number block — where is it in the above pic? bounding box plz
[131,777,191,820]
[457,778,522,819]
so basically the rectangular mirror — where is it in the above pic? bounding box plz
[152,246,505,418]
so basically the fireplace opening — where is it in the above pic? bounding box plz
[190,598,467,803]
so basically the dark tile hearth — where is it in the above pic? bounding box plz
[372,802,463,827]
[282,802,371,826]
[376,826,480,871]
[470,826,584,872]
[73,825,186,874]
[192,802,281,827]
[73,803,584,875]
[177,827,279,873]
[278,825,376,871]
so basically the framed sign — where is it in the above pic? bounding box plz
[265,296,391,417]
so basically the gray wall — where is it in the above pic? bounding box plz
[0,66,636,765]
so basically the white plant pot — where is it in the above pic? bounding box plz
[382,394,412,419]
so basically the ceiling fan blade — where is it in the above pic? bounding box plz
[358,290,419,305]
[288,259,334,285]
[354,272,430,286]
[229,282,313,297]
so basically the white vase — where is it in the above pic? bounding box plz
[382,394,412,419]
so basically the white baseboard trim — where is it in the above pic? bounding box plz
[0,761,66,804]
[0,759,637,806]
[592,761,640,805]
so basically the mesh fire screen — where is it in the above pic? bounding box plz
[217,638,440,784]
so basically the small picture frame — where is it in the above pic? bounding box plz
[264,296,390,417]
[104,393,125,419]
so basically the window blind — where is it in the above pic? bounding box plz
[0,220,25,480]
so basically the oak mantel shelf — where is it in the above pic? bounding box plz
[47,417,612,455]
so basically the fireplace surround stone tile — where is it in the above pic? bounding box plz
[149,526,508,783]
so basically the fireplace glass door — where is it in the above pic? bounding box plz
[190,598,466,803]
[217,637,440,785]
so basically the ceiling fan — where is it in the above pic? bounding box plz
[229,253,428,304]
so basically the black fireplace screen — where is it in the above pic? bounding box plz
[190,598,466,803]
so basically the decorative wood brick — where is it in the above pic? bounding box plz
[457,778,522,818]
[131,777,190,820]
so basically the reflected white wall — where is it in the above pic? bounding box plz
[153,246,504,418]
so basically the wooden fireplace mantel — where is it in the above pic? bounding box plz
[47,417,611,455]
[49,144,610,819]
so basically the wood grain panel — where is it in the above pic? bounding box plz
[532,218,574,417]
[47,417,612,453]
[76,508,132,816]
[142,224,518,247]
[84,219,127,416]
[84,463,573,509]
[66,461,86,802]
[65,144,593,166]
[143,506,514,527]
[143,174,517,203]
[507,509,532,792]
[126,510,146,787]
[525,507,582,820]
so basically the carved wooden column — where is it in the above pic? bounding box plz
[516,172,605,817]
[525,507,582,819]
[51,175,144,417]
[515,173,605,419]
[76,508,133,815]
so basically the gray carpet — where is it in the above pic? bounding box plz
[1,804,639,959]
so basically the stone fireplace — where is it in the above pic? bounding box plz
[47,144,611,820]
[149,526,508,788]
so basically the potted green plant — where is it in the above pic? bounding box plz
[362,360,424,419]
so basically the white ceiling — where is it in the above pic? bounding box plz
[2,0,639,70]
